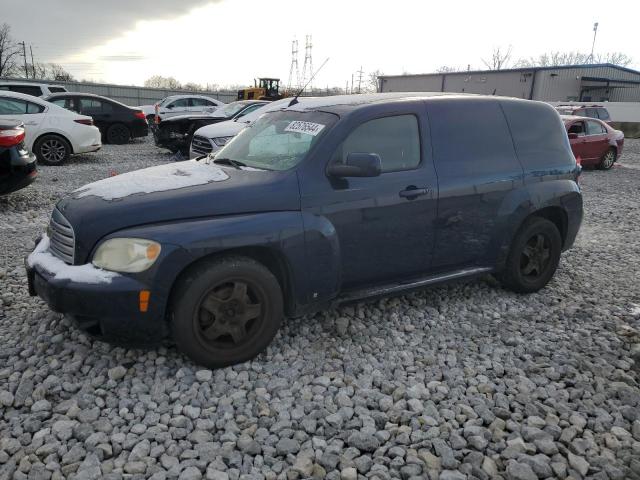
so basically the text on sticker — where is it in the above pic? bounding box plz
[285,121,326,136]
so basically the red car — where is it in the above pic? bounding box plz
[562,115,624,170]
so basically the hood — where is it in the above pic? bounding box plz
[195,119,247,139]
[57,160,300,263]
[161,113,229,124]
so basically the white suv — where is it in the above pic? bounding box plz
[0,82,68,98]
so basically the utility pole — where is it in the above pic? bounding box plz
[356,66,364,94]
[18,41,28,78]
[29,45,35,79]
[590,22,599,62]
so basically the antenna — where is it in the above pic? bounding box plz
[289,57,329,106]
[287,38,300,92]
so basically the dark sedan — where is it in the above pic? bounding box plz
[562,115,624,169]
[154,100,267,154]
[0,121,36,195]
[45,93,148,144]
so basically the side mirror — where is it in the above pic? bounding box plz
[568,132,578,140]
[328,152,382,178]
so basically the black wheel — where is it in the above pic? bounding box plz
[106,124,131,144]
[171,256,283,368]
[499,217,562,293]
[598,148,616,170]
[34,134,71,165]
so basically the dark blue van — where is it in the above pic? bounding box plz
[26,94,583,367]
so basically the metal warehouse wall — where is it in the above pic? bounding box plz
[380,65,640,102]
[0,77,238,105]
[533,66,640,102]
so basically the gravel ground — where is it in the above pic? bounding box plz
[1,137,639,480]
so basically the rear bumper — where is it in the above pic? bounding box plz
[26,257,167,344]
[131,121,149,139]
[562,192,583,251]
[74,126,102,154]
[0,149,37,195]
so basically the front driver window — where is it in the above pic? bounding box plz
[333,115,421,173]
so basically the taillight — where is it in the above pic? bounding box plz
[134,111,146,120]
[0,127,25,147]
[74,118,93,126]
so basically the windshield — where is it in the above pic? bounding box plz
[216,102,254,117]
[215,110,337,171]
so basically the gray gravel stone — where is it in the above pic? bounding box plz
[1,138,640,480]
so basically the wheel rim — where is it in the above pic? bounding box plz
[193,279,265,350]
[520,233,551,279]
[110,126,129,143]
[603,150,615,169]
[40,139,66,163]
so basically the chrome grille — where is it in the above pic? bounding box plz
[191,135,213,156]
[48,208,75,264]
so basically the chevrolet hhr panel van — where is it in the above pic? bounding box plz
[27,94,583,367]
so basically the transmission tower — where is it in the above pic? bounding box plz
[356,66,364,94]
[287,38,300,92]
[300,35,314,93]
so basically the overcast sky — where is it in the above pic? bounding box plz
[3,0,640,89]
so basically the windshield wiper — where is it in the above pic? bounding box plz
[213,157,247,170]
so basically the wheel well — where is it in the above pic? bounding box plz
[168,247,295,317]
[34,132,74,154]
[531,207,568,245]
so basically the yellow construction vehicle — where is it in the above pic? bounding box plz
[237,78,285,101]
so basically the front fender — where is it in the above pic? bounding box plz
[102,212,308,315]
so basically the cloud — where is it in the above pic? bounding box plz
[3,0,218,62]
[99,55,147,62]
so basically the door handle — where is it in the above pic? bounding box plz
[399,187,431,199]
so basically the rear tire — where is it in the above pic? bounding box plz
[499,216,562,293]
[34,134,71,166]
[598,148,616,170]
[106,124,131,144]
[171,256,283,368]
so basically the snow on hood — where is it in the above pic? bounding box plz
[194,119,246,139]
[27,235,119,284]
[73,160,229,201]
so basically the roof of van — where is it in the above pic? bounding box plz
[0,81,65,88]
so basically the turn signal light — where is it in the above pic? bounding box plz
[0,127,25,147]
[139,290,150,313]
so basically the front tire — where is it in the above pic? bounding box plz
[106,124,131,144]
[499,217,562,293]
[598,148,616,170]
[34,134,71,166]
[171,256,284,368]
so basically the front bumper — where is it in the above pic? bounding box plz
[154,129,188,151]
[26,257,168,344]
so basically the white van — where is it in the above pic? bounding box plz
[0,82,68,98]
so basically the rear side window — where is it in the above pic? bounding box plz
[568,122,586,136]
[191,98,216,107]
[597,108,610,120]
[585,108,598,119]
[333,115,421,173]
[168,98,189,108]
[4,85,42,97]
[428,99,518,178]
[586,120,606,135]
[0,97,44,114]
[48,87,67,93]
[501,100,573,169]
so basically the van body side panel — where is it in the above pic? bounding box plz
[427,97,524,271]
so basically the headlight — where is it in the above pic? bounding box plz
[92,238,161,273]
[212,136,233,147]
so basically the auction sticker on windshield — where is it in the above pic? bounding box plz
[285,121,326,136]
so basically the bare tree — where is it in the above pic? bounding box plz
[482,46,513,70]
[366,69,384,93]
[144,75,182,89]
[31,62,74,81]
[182,82,204,91]
[0,23,20,77]
[515,50,633,68]
[435,65,460,73]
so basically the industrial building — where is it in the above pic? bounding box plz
[379,63,640,102]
